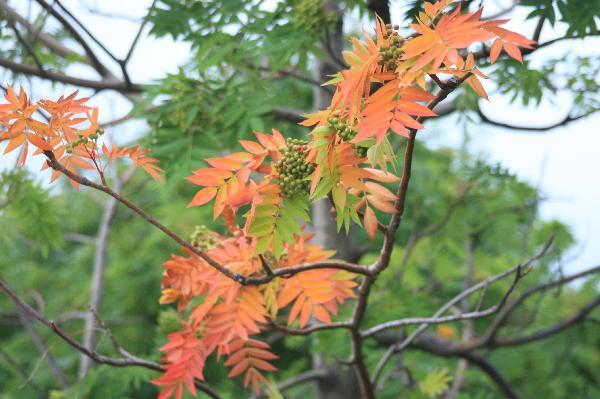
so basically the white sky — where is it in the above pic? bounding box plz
[3,0,599,274]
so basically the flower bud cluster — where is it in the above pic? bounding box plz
[66,128,104,154]
[378,24,405,71]
[190,225,218,251]
[276,138,315,197]
[327,116,368,158]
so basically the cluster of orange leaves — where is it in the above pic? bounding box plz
[0,1,535,397]
[155,232,357,397]
[157,2,534,398]
[0,85,162,185]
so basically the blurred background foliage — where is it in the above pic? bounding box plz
[0,0,599,398]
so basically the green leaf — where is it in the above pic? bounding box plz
[419,368,452,398]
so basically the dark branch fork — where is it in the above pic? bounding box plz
[345,74,473,398]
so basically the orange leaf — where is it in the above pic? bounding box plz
[239,140,265,155]
[503,41,522,62]
[364,206,378,239]
[205,157,243,170]
[26,134,53,151]
[3,133,26,154]
[188,187,218,207]
[367,195,397,213]
[489,39,503,63]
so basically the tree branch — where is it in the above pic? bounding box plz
[341,75,473,399]
[0,0,78,59]
[0,56,143,93]
[42,151,369,286]
[266,321,352,336]
[34,0,111,77]
[477,106,599,132]
[493,296,600,348]
[0,275,221,399]
[369,237,553,384]
[480,264,600,343]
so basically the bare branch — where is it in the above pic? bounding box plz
[5,15,45,72]
[266,321,352,336]
[477,106,599,132]
[0,275,221,399]
[493,296,600,348]
[532,14,546,43]
[0,56,143,93]
[369,237,553,384]
[279,368,328,391]
[0,0,78,59]
[34,0,111,77]
[481,264,600,343]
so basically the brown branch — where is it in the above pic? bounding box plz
[476,106,599,132]
[428,74,446,89]
[53,0,120,63]
[493,296,600,348]
[258,255,274,276]
[0,56,143,93]
[0,275,221,399]
[6,15,46,72]
[341,74,474,399]
[34,0,114,77]
[13,304,70,389]
[123,1,156,66]
[42,151,368,286]
[532,14,546,43]
[0,0,78,59]
[266,321,352,336]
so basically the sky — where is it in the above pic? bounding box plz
[3,0,599,274]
